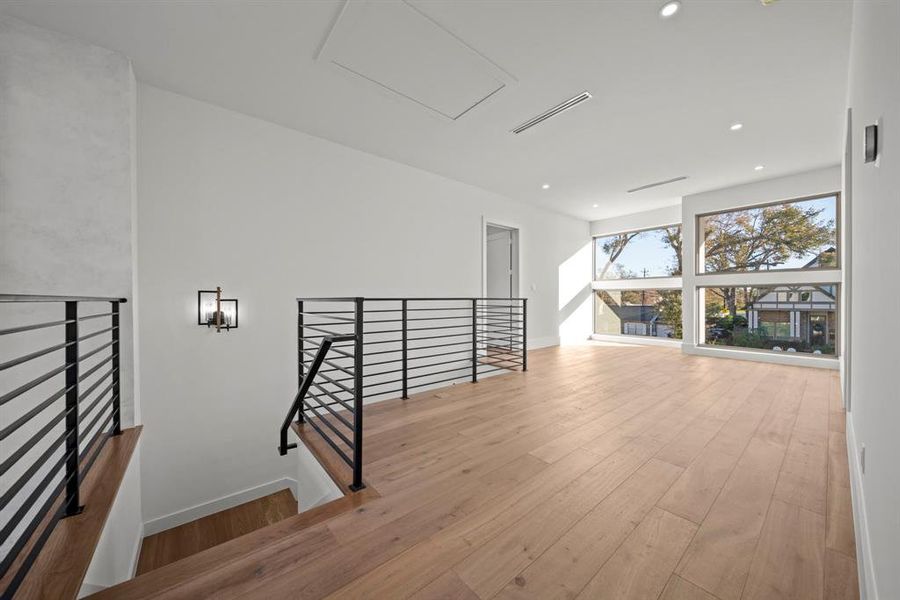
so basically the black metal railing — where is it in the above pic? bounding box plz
[278,297,527,491]
[0,294,126,599]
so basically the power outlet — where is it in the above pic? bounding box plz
[859,444,866,475]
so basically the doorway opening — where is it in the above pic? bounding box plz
[485,224,519,298]
[484,223,520,359]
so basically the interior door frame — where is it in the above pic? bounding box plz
[481,217,521,299]
[841,106,852,412]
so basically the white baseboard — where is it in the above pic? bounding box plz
[590,333,682,349]
[78,582,106,597]
[143,477,298,536]
[528,335,559,349]
[684,343,840,370]
[846,413,877,600]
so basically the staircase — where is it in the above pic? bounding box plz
[1,295,527,598]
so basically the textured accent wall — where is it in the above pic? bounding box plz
[0,15,138,424]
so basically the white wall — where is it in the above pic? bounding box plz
[79,440,144,597]
[136,84,591,524]
[0,15,139,425]
[0,15,144,582]
[589,204,681,237]
[845,1,900,597]
[681,166,842,369]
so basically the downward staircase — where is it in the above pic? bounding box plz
[1,295,527,598]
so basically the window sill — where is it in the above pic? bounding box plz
[589,333,682,349]
[688,343,839,370]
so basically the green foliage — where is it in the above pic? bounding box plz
[657,290,683,339]
[728,331,770,349]
[702,204,835,317]
[710,329,836,356]
[703,204,834,272]
[715,314,747,331]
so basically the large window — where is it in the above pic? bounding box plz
[594,224,682,280]
[701,284,837,355]
[695,191,841,359]
[698,194,838,274]
[592,223,683,342]
[595,289,682,340]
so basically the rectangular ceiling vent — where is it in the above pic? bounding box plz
[627,176,689,193]
[511,91,592,134]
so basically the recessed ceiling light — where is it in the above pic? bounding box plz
[754,165,764,171]
[730,123,743,131]
[592,204,599,208]
[542,183,550,190]
[659,1,680,18]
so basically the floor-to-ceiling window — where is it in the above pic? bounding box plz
[696,193,840,356]
[592,224,683,340]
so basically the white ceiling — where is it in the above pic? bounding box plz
[0,0,852,221]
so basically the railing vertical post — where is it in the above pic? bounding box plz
[351,297,365,491]
[471,298,478,383]
[297,300,305,424]
[401,299,408,399]
[63,301,83,517]
[111,301,122,435]
[522,298,528,371]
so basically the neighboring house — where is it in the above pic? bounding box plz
[595,290,674,338]
[746,249,837,347]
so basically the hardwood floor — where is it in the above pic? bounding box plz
[96,344,859,600]
[135,488,297,574]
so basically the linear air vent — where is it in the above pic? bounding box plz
[511,91,592,134]
[627,176,689,193]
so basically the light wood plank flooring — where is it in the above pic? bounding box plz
[136,489,297,574]
[96,344,859,599]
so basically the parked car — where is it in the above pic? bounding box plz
[707,326,730,340]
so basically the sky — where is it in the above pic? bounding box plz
[595,227,677,278]
[594,195,837,279]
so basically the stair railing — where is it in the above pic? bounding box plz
[278,331,362,488]
[0,294,127,599]
[279,297,527,492]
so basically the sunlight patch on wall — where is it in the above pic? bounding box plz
[558,242,592,343]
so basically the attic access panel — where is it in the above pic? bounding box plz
[317,0,513,120]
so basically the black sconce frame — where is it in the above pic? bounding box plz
[198,288,239,331]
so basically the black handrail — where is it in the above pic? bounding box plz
[278,333,355,456]
[0,294,126,599]
[280,297,527,492]
[0,294,127,303]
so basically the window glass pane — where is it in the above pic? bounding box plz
[702,284,837,356]
[594,289,682,340]
[594,225,682,280]
[699,195,837,273]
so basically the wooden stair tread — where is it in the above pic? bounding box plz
[89,489,377,599]
[2,426,142,600]
[135,489,298,575]
[92,424,379,598]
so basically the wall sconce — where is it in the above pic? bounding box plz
[198,287,238,332]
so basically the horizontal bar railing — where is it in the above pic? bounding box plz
[280,296,526,492]
[0,293,126,600]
